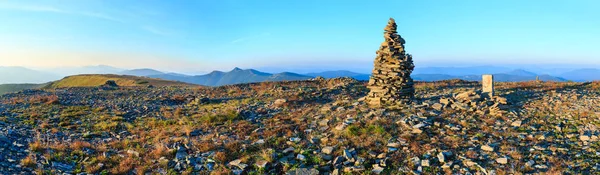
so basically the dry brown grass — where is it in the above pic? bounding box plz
[260,149,274,162]
[29,140,44,152]
[465,150,478,159]
[49,142,68,151]
[21,154,36,167]
[150,143,170,159]
[70,141,92,150]
[214,151,227,163]
[210,166,232,175]
[194,141,217,153]
[28,95,59,105]
[172,95,186,103]
[85,163,103,173]
[110,156,136,174]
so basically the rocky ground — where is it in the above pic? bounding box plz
[0,78,599,174]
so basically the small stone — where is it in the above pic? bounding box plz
[319,119,329,126]
[387,142,400,148]
[440,98,451,105]
[377,153,386,159]
[421,160,430,167]
[296,154,306,161]
[322,146,335,155]
[526,160,535,167]
[432,103,443,110]
[580,135,591,142]
[412,123,425,129]
[255,160,268,169]
[290,137,301,143]
[481,145,494,152]
[343,149,354,160]
[229,159,248,170]
[437,152,445,163]
[535,164,548,169]
[286,168,319,175]
[283,147,295,154]
[511,120,522,127]
[372,165,385,174]
[496,157,508,164]
[412,128,423,134]
[254,139,265,144]
[274,99,287,107]
[126,149,139,157]
[335,124,346,131]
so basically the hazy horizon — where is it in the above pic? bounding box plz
[1,0,599,73]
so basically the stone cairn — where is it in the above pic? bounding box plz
[365,18,415,108]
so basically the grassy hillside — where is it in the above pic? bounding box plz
[44,74,196,88]
[0,83,44,94]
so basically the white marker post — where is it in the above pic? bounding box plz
[482,74,494,98]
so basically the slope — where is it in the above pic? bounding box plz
[44,74,197,88]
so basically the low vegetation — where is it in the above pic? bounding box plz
[0,78,598,174]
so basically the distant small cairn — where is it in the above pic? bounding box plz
[102,80,119,87]
[365,18,415,108]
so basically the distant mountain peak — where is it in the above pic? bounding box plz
[232,67,242,71]
[505,69,537,77]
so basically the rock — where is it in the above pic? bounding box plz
[254,139,265,145]
[343,166,366,172]
[372,165,385,174]
[526,160,535,167]
[387,142,401,148]
[51,162,74,172]
[321,154,333,161]
[343,149,355,160]
[322,146,335,155]
[318,119,329,126]
[255,160,268,169]
[126,149,139,157]
[496,157,508,164]
[274,99,288,107]
[286,168,319,175]
[437,152,450,163]
[440,98,451,105]
[176,146,188,160]
[290,137,301,143]
[481,145,494,152]
[283,147,295,154]
[535,164,548,169]
[511,120,522,127]
[412,128,423,134]
[335,124,346,131]
[432,103,443,110]
[421,160,430,167]
[580,135,591,142]
[412,123,425,129]
[333,156,345,165]
[229,159,248,170]
[189,129,202,136]
[455,91,474,101]
[296,154,306,161]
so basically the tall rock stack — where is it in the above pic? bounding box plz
[365,18,415,108]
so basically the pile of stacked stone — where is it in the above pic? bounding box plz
[365,18,415,108]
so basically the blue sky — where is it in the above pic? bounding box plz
[0,0,598,73]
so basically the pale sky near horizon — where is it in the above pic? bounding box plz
[0,0,598,73]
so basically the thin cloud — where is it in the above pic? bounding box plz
[0,4,124,23]
[231,32,271,44]
[142,26,174,36]
[79,11,125,23]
